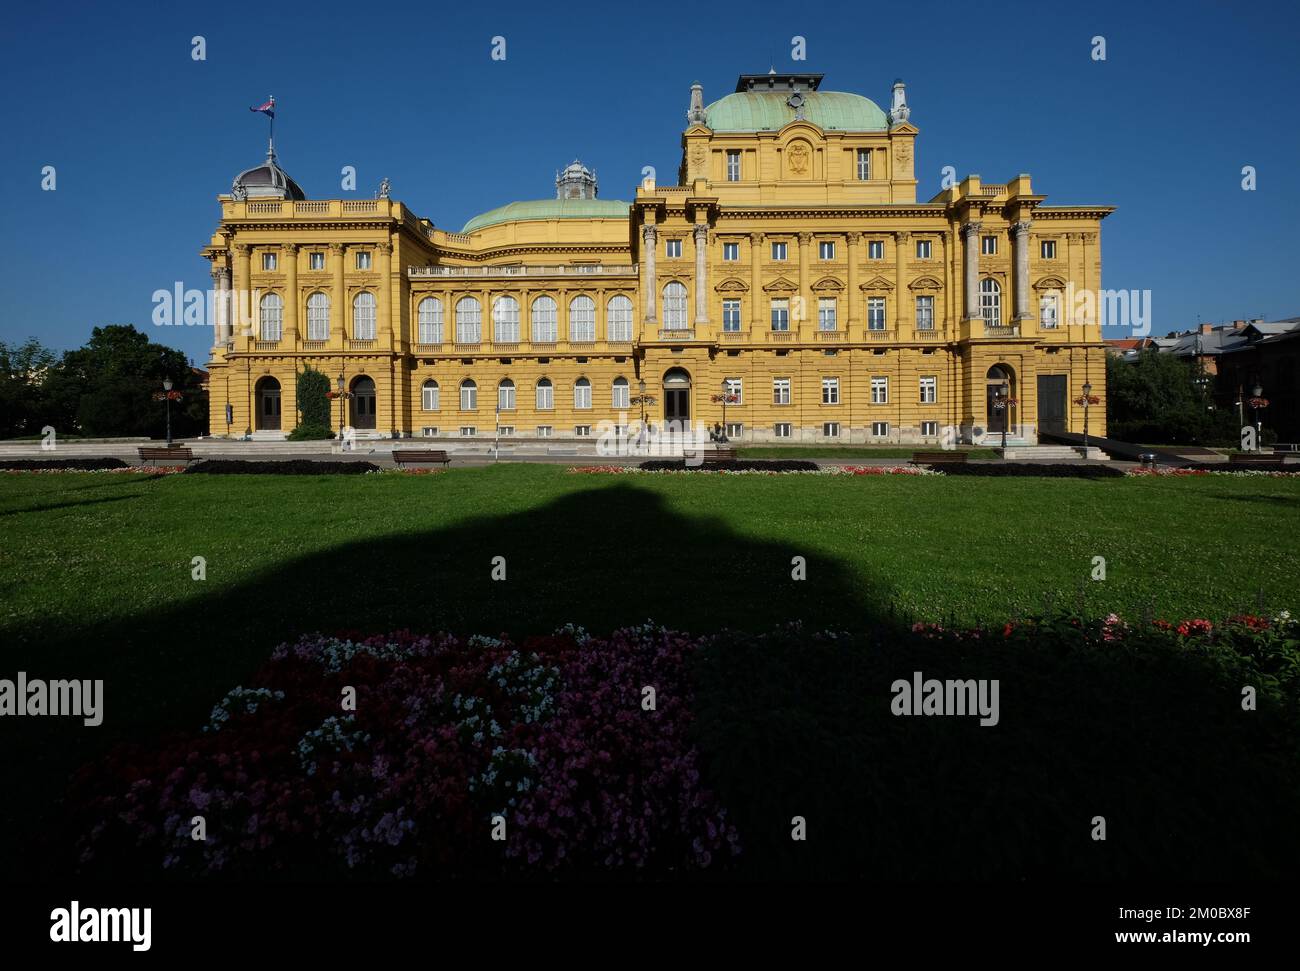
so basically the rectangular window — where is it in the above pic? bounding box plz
[856,149,871,181]
[1040,293,1059,329]
[867,297,887,330]
[822,377,840,405]
[1040,240,1057,259]
[309,251,325,270]
[666,239,682,259]
[575,425,592,437]
[498,383,515,411]
[818,298,837,331]
[819,240,835,260]
[724,377,742,403]
[773,377,791,405]
[726,150,741,182]
[612,381,630,409]
[771,241,787,261]
[261,252,277,271]
[725,422,743,438]
[723,241,739,261]
[355,251,372,270]
[421,383,439,411]
[460,384,477,410]
[823,422,840,438]
[459,426,476,437]
[915,295,934,330]
[770,298,790,332]
[981,236,997,256]
[868,239,884,260]
[871,376,888,404]
[920,420,939,437]
[871,421,890,438]
[774,422,792,438]
[574,383,592,409]
[722,299,742,332]
[915,239,932,259]
[920,376,937,403]
[421,426,438,437]
[495,427,513,438]
[536,425,552,437]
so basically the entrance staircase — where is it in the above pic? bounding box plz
[999,444,1109,461]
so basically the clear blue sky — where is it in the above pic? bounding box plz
[1,0,1297,365]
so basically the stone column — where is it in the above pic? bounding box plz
[845,233,861,332]
[282,243,299,344]
[210,263,229,347]
[641,223,657,324]
[749,232,764,329]
[941,231,954,328]
[797,232,812,333]
[233,244,252,338]
[376,241,393,344]
[962,222,981,320]
[1012,220,1032,322]
[693,223,709,325]
[329,243,346,347]
[1082,232,1098,327]
[893,231,910,331]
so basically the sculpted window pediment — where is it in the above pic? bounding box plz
[715,278,749,293]
[1034,276,1068,291]
[860,275,895,292]
[908,276,943,291]
[762,276,800,293]
[811,276,846,293]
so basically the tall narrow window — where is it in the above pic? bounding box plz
[455,296,482,343]
[531,295,557,343]
[722,299,742,332]
[818,298,837,331]
[569,295,596,342]
[868,239,884,260]
[724,378,742,403]
[770,298,790,332]
[306,292,330,340]
[309,251,325,270]
[723,242,739,261]
[352,292,376,340]
[574,377,592,409]
[259,292,282,340]
[662,282,688,330]
[771,241,787,261]
[1041,240,1057,260]
[536,378,553,409]
[871,376,888,404]
[856,148,871,180]
[607,294,633,342]
[417,296,443,344]
[421,379,439,411]
[459,379,477,410]
[867,297,887,330]
[819,241,835,260]
[1040,293,1059,329]
[821,377,840,404]
[498,378,515,411]
[773,377,791,405]
[665,239,682,259]
[492,296,520,343]
[979,279,1002,327]
[612,377,630,409]
[981,236,998,256]
[355,250,372,270]
[915,239,932,259]
[920,376,937,403]
[262,252,277,271]
[726,150,741,182]
[915,295,935,330]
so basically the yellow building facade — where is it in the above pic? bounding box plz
[203,72,1113,445]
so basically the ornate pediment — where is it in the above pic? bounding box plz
[1034,276,1068,291]
[762,276,799,293]
[859,275,895,291]
[811,276,845,293]
[715,277,749,293]
[908,276,943,291]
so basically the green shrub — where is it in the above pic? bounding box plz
[286,422,333,441]
[296,366,332,432]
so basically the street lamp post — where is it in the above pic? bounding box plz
[720,379,730,442]
[162,377,174,447]
[1081,379,1092,458]
[1252,382,1264,448]
[999,379,1009,450]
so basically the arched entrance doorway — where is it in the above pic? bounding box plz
[255,376,281,431]
[663,367,691,425]
[986,364,1016,436]
[350,376,376,430]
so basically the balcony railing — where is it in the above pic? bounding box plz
[254,340,280,350]
[409,264,637,279]
[658,328,694,341]
[303,340,328,351]
[347,339,377,350]
[984,324,1020,338]
[913,328,945,340]
[413,343,443,355]
[767,331,795,342]
[865,328,895,341]
[720,331,745,341]
[816,330,845,342]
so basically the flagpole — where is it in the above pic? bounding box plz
[268,97,275,158]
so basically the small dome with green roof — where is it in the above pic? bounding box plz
[700,72,892,133]
[461,197,630,233]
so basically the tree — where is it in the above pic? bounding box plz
[0,338,58,439]
[1106,351,1237,445]
[288,365,333,440]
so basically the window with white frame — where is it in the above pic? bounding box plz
[492,296,520,343]
[920,375,937,403]
[726,150,741,181]
[574,377,592,409]
[459,379,477,410]
[356,250,372,270]
[259,292,282,340]
[725,422,743,438]
[498,426,514,436]
[569,295,596,342]
[915,295,935,330]
[981,236,997,256]
[535,378,553,409]
[460,426,476,436]
[868,239,884,260]
[818,297,837,331]
[871,376,888,404]
[607,295,633,341]
[722,299,742,332]
[1040,293,1060,329]
[455,296,482,343]
[575,425,592,437]
[666,239,682,259]
[497,379,515,411]
[979,279,1002,327]
[857,149,871,181]
[262,252,277,271]
[823,422,840,438]
[773,377,791,405]
[531,295,558,342]
[662,282,688,329]
[771,241,787,261]
[921,420,939,437]
[819,240,835,260]
[724,377,742,403]
[421,379,439,411]
[612,376,630,409]
[309,251,325,270]
[352,291,376,340]
[871,421,889,437]
[417,296,443,343]
[822,377,840,405]
[536,425,552,437]
[774,422,792,438]
[723,242,739,261]
[306,292,330,340]
[915,239,932,259]
[1040,240,1057,259]
[421,426,438,437]
[770,298,790,331]
[867,296,887,330]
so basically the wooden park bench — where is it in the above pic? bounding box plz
[1228,451,1279,465]
[910,450,968,465]
[709,446,738,462]
[392,449,451,468]
[137,446,194,466]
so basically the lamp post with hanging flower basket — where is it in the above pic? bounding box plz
[326,373,354,447]
[629,378,657,449]
[991,380,1018,450]
[710,381,740,442]
[1249,383,1268,449]
[151,377,184,447]
[1074,380,1100,458]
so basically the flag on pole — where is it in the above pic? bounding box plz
[249,97,276,118]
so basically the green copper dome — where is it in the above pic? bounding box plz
[461,198,630,233]
[704,90,888,132]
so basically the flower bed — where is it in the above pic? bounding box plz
[184,460,381,475]
[568,463,935,475]
[0,458,129,471]
[1129,466,1300,476]
[639,459,820,472]
[934,463,1126,478]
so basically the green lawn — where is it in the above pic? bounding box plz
[736,445,999,459]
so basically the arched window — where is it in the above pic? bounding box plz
[536,377,553,410]
[663,282,688,330]
[492,296,520,344]
[455,297,482,344]
[612,376,630,409]
[459,378,477,410]
[353,291,376,340]
[421,379,439,411]
[498,378,516,410]
[569,295,595,342]
[259,292,283,341]
[417,297,443,344]
[306,292,330,341]
[574,377,592,410]
[979,279,1001,327]
[531,295,557,343]
[607,294,633,342]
